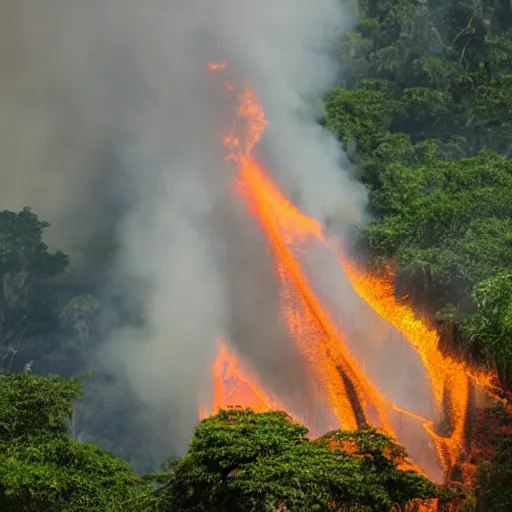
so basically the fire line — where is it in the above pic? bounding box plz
[200,60,499,487]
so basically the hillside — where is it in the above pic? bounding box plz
[1,0,512,510]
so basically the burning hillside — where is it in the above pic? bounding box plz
[199,61,499,491]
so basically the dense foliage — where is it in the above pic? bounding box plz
[1,0,512,510]
[0,372,438,511]
[0,208,69,372]
[323,0,512,508]
[156,408,437,512]
[0,371,154,511]
[325,0,512,384]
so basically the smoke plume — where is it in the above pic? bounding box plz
[1,0,373,455]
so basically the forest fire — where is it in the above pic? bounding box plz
[199,340,281,419]
[200,61,499,489]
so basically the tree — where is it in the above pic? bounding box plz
[0,370,154,511]
[324,81,399,155]
[0,208,69,371]
[157,408,438,512]
[325,4,512,504]
[328,0,512,157]
[462,270,512,387]
[357,148,512,309]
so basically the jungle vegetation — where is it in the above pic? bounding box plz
[1,0,512,510]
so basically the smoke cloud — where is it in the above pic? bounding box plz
[1,0,382,456]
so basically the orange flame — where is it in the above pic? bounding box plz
[341,264,497,473]
[201,62,498,491]
[206,60,226,71]
[200,340,280,419]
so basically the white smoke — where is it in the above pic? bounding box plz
[98,0,366,453]
[0,1,368,454]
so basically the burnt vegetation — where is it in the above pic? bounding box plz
[1,0,512,510]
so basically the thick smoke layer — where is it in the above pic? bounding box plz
[1,1,369,454]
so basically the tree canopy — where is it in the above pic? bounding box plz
[157,408,438,512]
[0,370,154,511]
[325,0,512,388]
[0,208,69,372]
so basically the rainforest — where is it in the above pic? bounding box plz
[1,0,512,511]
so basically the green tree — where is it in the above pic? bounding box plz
[0,208,69,371]
[157,408,437,512]
[462,271,512,387]
[324,81,399,155]
[329,0,512,156]
[0,370,154,511]
[325,3,512,502]
[359,148,512,308]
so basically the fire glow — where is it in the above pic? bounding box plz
[200,61,497,486]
